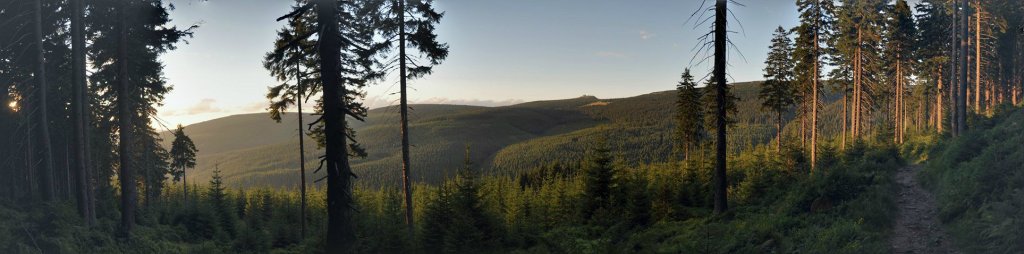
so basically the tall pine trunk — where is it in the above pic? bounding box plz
[974,4,981,113]
[294,48,308,239]
[776,111,782,153]
[854,27,861,140]
[712,0,728,214]
[117,1,136,236]
[33,0,56,202]
[398,0,415,238]
[950,0,959,136]
[811,31,818,170]
[937,67,943,133]
[72,0,96,226]
[317,0,355,250]
[958,0,969,134]
[842,93,847,149]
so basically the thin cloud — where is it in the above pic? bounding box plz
[639,30,656,40]
[186,98,222,115]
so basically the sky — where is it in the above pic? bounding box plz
[156,0,803,127]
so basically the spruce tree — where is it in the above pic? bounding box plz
[761,26,796,152]
[673,69,704,161]
[581,138,614,219]
[170,125,198,202]
[371,0,450,236]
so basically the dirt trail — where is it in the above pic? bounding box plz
[890,164,959,254]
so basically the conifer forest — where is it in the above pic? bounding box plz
[4,0,1024,253]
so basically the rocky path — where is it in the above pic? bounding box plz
[890,164,959,254]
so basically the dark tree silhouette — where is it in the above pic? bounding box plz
[271,1,378,250]
[115,0,136,236]
[310,0,378,250]
[712,0,728,214]
[170,125,198,203]
[71,0,96,226]
[33,0,56,203]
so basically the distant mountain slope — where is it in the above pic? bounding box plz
[169,81,849,189]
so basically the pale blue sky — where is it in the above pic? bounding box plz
[156,0,803,127]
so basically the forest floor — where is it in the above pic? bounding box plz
[890,164,959,254]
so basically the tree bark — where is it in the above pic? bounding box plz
[937,67,943,133]
[975,3,981,113]
[811,28,818,170]
[776,111,782,153]
[854,27,861,140]
[117,1,136,236]
[33,0,56,202]
[950,0,959,136]
[295,47,308,240]
[398,0,415,238]
[712,0,728,214]
[71,0,96,226]
[842,93,847,149]
[182,165,187,203]
[317,0,356,251]
[958,0,969,134]
[974,3,983,112]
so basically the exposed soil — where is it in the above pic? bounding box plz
[890,164,959,254]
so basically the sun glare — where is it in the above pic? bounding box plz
[7,101,16,112]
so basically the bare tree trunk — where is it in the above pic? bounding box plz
[958,0,969,134]
[937,67,943,133]
[974,4,981,113]
[776,111,782,153]
[317,0,356,250]
[800,106,806,149]
[294,47,308,240]
[712,0,728,214]
[182,166,187,203]
[811,31,818,170]
[397,0,415,239]
[842,93,847,150]
[71,0,96,226]
[854,27,861,140]
[117,1,137,236]
[33,0,56,202]
[951,0,959,136]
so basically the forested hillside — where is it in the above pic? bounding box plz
[173,81,858,188]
